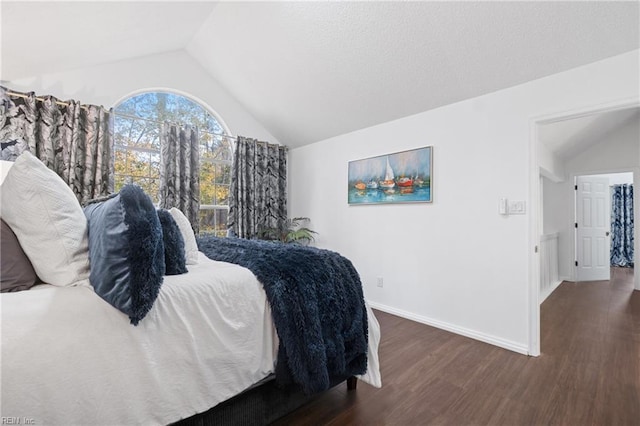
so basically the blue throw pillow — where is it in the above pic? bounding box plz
[156,209,187,276]
[84,184,165,325]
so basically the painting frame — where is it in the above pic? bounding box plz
[348,146,433,205]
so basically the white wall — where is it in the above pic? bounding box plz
[5,50,279,143]
[542,176,574,282]
[289,50,639,354]
[565,118,639,174]
[539,143,565,182]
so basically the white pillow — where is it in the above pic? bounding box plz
[169,207,199,265]
[0,160,14,185]
[0,151,90,286]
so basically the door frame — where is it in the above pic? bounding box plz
[528,96,640,356]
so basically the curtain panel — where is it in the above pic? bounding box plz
[0,86,113,204]
[228,136,288,239]
[159,123,200,234]
[610,184,634,267]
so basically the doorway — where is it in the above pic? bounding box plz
[575,172,634,283]
[529,101,640,356]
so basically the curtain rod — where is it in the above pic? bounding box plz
[5,89,64,106]
[4,89,105,110]
[5,88,283,147]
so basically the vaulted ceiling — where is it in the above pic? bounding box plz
[539,107,640,161]
[2,1,639,148]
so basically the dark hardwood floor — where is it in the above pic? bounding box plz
[274,267,639,425]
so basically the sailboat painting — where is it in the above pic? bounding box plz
[348,146,432,205]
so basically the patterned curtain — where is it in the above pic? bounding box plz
[0,86,113,204]
[159,123,200,233]
[228,136,288,239]
[610,184,634,267]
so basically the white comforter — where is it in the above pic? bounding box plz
[0,253,381,425]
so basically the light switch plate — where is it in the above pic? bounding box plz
[508,200,526,214]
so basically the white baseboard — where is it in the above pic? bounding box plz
[367,301,530,356]
[539,279,563,304]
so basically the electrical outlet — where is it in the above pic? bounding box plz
[376,277,383,288]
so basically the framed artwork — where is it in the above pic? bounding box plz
[348,146,432,205]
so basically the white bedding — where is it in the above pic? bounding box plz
[1,252,381,425]
[1,253,276,425]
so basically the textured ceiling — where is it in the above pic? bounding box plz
[2,1,639,148]
[187,1,639,146]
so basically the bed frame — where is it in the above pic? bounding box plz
[174,376,357,425]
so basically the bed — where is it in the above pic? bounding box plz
[0,153,381,425]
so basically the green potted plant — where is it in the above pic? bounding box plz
[259,217,317,245]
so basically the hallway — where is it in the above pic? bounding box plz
[540,266,639,424]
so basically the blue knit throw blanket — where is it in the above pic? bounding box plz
[197,236,368,394]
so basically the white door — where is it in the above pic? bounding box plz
[576,176,611,281]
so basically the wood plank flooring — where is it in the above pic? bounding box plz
[274,267,639,425]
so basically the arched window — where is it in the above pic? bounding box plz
[113,91,232,236]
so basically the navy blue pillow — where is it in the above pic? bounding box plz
[156,209,187,276]
[84,184,165,325]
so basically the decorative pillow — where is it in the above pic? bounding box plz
[0,219,40,292]
[83,184,165,325]
[82,193,118,207]
[156,209,187,275]
[0,139,26,161]
[0,151,90,287]
[169,207,199,265]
